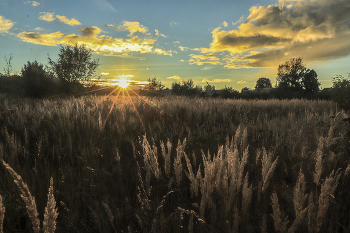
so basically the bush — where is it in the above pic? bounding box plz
[21,61,54,98]
[332,75,350,112]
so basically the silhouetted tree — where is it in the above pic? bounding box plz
[332,74,350,111]
[204,82,215,92]
[47,44,99,94]
[277,57,320,94]
[171,79,202,96]
[22,60,53,98]
[143,77,164,96]
[144,77,164,91]
[3,54,13,76]
[255,77,272,89]
[302,69,320,94]
[220,86,239,99]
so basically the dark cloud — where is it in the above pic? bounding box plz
[194,0,350,68]
[80,26,101,37]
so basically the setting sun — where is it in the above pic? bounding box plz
[117,79,130,88]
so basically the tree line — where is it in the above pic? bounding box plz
[1,45,349,111]
[0,45,99,98]
[143,57,350,112]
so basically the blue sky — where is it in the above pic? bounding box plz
[1,0,350,90]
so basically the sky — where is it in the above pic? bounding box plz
[1,0,350,90]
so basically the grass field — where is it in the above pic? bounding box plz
[0,95,349,233]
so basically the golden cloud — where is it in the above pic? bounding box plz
[153,48,173,56]
[24,1,40,6]
[179,46,189,51]
[56,15,81,26]
[0,16,14,33]
[167,75,181,80]
[237,80,246,84]
[17,31,65,46]
[202,78,231,83]
[232,15,245,26]
[16,27,173,56]
[192,0,350,68]
[39,12,55,22]
[155,29,167,38]
[39,12,81,26]
[189,54,221,66]
[122,21,148,36]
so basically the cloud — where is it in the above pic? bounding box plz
[16,26,173,56]
[0,16,14,33]
[167,75,181,80]
[179,46,189,51]
[34,27,44,31]
[222,21,228,27]
[155,29,167,38]
[122,21,148,36]
[201,66,214,70]
[202,78,231,83]
[193,0,350,68]
[189,54,222,66]
[56,15,81,26]
[153,48,173,56]
[116,75,134,78]
[17,31,65,46]
[237,80,246,84]
[81,26,101,37]
[232,15,245,26]
[39,12,55,22]
[39,12,81,26]
[101,72,109,75]
[24,1,40,6]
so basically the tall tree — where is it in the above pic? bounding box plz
[144,77,164,91]
[302,69,320,94]
[171,79,202,96]
[277,57,320,94]
[47,44,99,83]
[255,78,272,89]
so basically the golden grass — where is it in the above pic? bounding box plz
[2,161,58,233]
[0,96,348,232]
[0,195,4,233]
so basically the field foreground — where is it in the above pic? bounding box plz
[0,96,349,233]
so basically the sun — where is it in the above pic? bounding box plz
[117,79,130,88]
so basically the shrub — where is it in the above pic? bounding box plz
[21,61,54,98]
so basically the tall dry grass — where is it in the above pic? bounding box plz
[1,160,58,232]
[0,95,348,232]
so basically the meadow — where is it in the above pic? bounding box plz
[0,94,349,233]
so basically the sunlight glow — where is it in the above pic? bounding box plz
[117,79,130,88]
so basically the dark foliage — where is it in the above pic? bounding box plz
[47,44,99,94]
[171,79,202,96]
[255,77,272,89]
[21,60,54,98]
[142,77,165,96]
[277,57,320,94]
[332,75,350,112]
